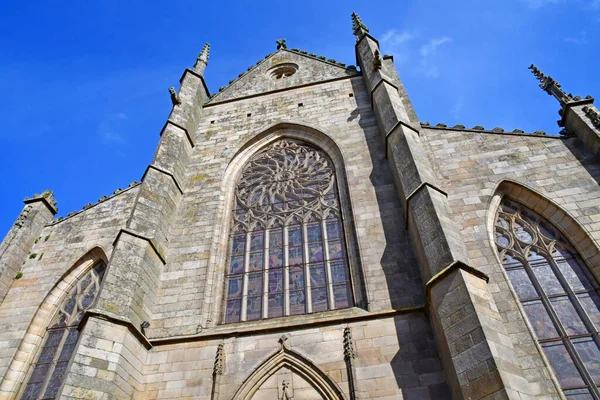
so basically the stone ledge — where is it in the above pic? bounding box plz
[142,165,184,195]
[369,77,400,111]
[204,75,361,107]
[113,228,166,265]
[159,120,195,148]
[149,306,424,346]
[179,68,210,99]
[80,309,152,350]
[424,260,490,313]
[404,182,448,230]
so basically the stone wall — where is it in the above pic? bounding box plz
[421,126,600,398]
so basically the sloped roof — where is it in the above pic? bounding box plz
[207,48,360,104]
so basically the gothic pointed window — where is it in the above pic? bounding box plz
[495,199,600,398]
[224,139,353,323]
[21,262,106,400]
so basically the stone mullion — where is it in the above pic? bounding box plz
[519,242,600,397]
[38,327,70,398]
[241,232,251,322]
[546,252,600,351]
[303,223,312,313]
[283,227,290,316]
[321,219,335,309]
[262,229,270,319]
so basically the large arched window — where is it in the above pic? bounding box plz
[21,261,106,400]
[224,139,353,323]
[495,198,600,398]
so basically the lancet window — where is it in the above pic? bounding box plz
[495,199,600,398]
[22,261,106,400]
[224,139,353,323]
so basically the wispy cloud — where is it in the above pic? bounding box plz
[418,36,453,80]
[97,112,128,145]
[565,31,588,44]
[522,0,563,8]
[452,96,464,118]
[420,37,453,58]
[382,29,416,46]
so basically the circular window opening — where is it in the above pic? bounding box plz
[268,63,299,80]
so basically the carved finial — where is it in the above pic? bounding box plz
[276,38,287,50]
[169,87,181,106]
[343,327,356,360]
[351,12,369,40]
[373,50,382,70]
[278,334,290,350]
[528,64,574,107]
[213,343,224,375]
[194,43,210,75]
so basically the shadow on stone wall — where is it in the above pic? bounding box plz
[349,79,451,398]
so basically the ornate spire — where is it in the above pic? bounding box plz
[276,38,287,50]
[194,43,210,75]
[351,12,369,40]
[528,64,576,107]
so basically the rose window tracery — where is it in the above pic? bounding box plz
[225,139,352,323]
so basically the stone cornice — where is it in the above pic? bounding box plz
[159,120,195,148]
[142,165,184,195]
[113,228,167,265]
[179,68,210,99]
[80,309,152,350]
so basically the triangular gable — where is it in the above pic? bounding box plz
[208,48,360,104]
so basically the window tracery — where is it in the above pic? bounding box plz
[225,139,352,323]
[495,199,600,399]
[22,262,106,400]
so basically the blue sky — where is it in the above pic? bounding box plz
[1,0,599,237]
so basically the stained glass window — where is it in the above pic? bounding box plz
[21,262,106,400]
[224,139,353,323]
[495,199,600,398]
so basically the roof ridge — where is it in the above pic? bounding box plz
[420,122,569,138]
[206,48,359,103]
[47,181,141,226]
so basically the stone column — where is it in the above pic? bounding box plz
[0,192,57,303]
[352,15,530,399]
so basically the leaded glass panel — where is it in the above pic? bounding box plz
[224,139,353,322]
[495,199,600,396]
[22,262,106,400]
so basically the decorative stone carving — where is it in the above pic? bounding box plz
[372,50,382,70]
[351,12,369,40]
[276,38,287,50]
[343,327,356,360]
[169,87,181,106]
[583,106,600,130]
[214,343,225,375]
[15,205,32,228]
[279,334,290,350]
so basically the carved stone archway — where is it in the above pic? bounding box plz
[232,338,347,400]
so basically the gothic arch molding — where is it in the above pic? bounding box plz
[203,123,367,325]
[232,344,347,400]
[0,246,107,398]
[488,179,600,280]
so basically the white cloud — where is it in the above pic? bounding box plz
[420,37,452,58]
[97,113,128,144]
[382,30,416,46]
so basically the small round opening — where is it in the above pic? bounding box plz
[267,63,299,80]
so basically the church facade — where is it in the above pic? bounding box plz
[1,13,600,399]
